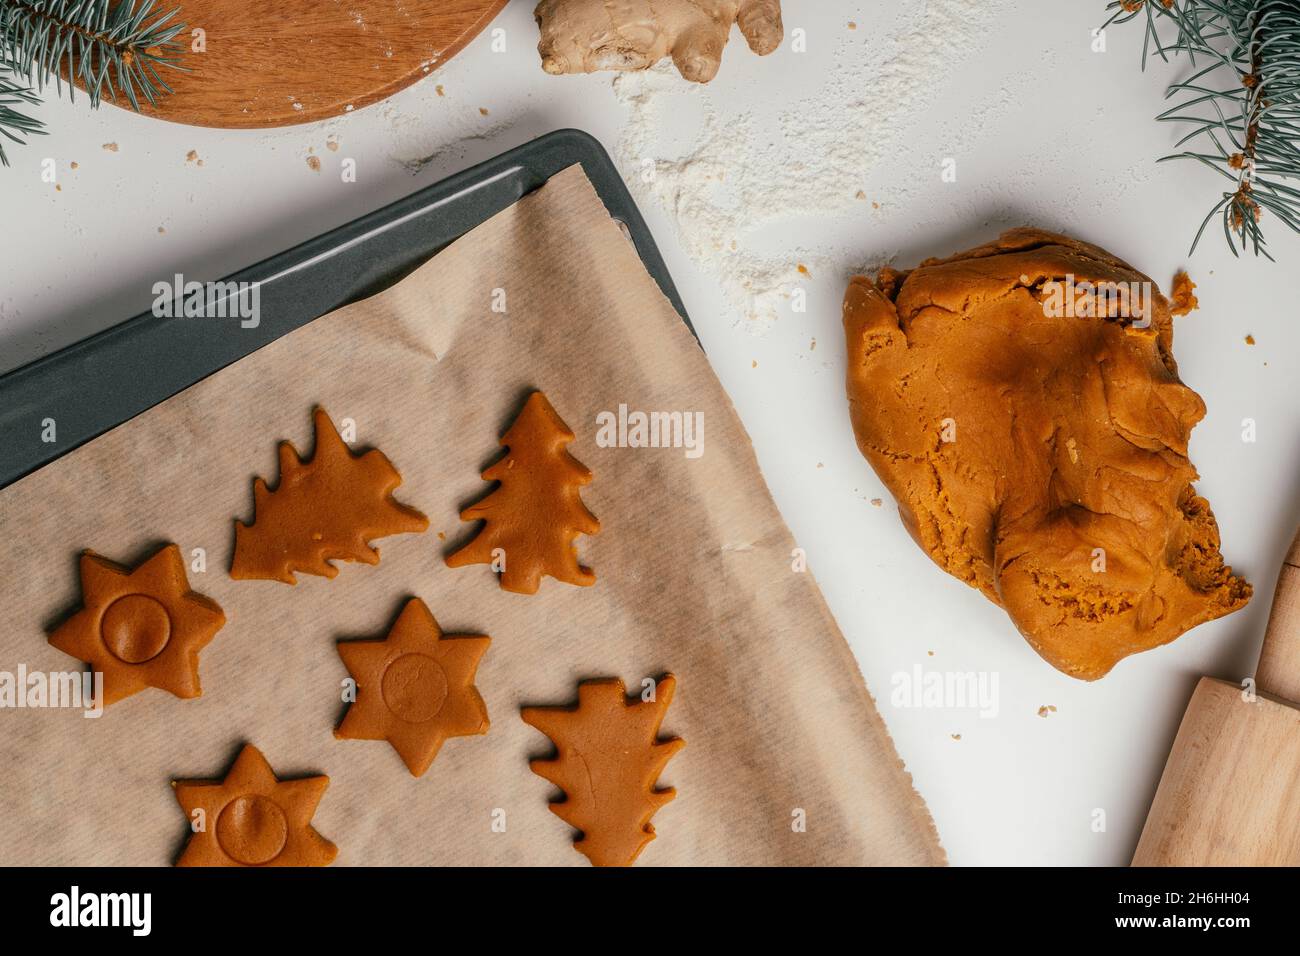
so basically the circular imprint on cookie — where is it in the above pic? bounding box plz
[217,795,288,865]
[100,594,172,663]
[381,654,448,723]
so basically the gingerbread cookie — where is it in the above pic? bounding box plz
[173,744,337,867]
[231,408,428,583]
[843,228,1250,680]
[48,544,225,708]
[522,674,683,867]
[335,598,490,776]
[447,391,599,594]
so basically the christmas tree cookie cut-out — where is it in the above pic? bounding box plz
[335,598,490,776]
[48,544,225,708]
[522,674,684,867]
[172,744,337,867]
[447,390,599,594]
[231,407,428,583]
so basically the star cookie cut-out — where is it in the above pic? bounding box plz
[446,390,599,595]
[335,598,490,776]
[173,744,338,867]
[231,407,428,584]
[48,544,225,708]
[522,674,684,867]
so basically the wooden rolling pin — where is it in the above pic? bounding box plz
[1132,527,1300,865]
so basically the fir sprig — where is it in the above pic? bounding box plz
[0,0,186,167]
[1107,0,1300,259]
[0,52,43,166]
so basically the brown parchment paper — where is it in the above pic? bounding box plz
[0,166,943,866]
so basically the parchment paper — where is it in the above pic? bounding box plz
[0,166,943,866]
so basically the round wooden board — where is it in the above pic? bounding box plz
[101,0,509,129]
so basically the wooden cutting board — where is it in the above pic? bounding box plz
[1132,528,1300,866]
[96,0,508,128]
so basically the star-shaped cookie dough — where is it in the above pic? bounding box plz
[173,744,338,867]
[48,544,226,708]
[335,598,490,776]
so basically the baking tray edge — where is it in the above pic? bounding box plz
[0,128,693,490]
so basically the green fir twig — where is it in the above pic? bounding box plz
[1107,0,1300,259]
[0,51,44,166]
[0,0,186,167]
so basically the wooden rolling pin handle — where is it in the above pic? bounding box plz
[1256,526,1300,704]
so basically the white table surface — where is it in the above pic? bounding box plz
[4,1,1297,866]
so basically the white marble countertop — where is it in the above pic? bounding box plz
[4,0,1297,865]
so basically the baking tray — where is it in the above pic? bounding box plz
[0,128,693,491]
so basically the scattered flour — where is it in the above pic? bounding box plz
[612,0,1016,331]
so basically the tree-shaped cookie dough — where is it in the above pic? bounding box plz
[172,744,337,867]
[335,598,490,776]
[446,391,599,595]
[48,544,226,708]
[232,407,428,583]
[522,674,684,867]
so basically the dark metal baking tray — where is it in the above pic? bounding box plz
[0,128,693,490]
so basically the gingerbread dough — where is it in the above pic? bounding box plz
[172,743,337,867]
[48,544,225,708]
[335,598,490,776]
[522,674,683,867]
[843,228,1250,680]
[231,407,428,583]
[447,391,599,594]
[1170,270,1199,316]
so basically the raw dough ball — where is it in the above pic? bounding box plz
[842,228,1251,680]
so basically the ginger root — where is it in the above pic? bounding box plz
[534,0,783,84]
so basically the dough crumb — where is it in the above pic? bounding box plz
[1037,705,1057,718]
[751,360,758,368]
[186,149,199,164]
[70,161,78,170]
[950,733,961,740]
[1170,270,1198,316]
[870,498,883,507]
[306,155,321,172]
[1245,334,1255,345]
[102,142,118,152]
[479,107,489,116]
[326,136,340,152]
[435,84,445,96]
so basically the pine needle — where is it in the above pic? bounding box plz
[0,0,186,167]
[0,51,44,167]
[1108,0,1300,259]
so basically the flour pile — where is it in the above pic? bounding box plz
[613,0,1015,330]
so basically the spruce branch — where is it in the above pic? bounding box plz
[0,0,186,166]
[1107,0,1300,259]
[0,52,43,166]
